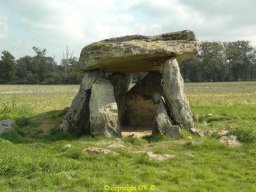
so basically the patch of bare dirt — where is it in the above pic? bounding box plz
[121,126,152,137]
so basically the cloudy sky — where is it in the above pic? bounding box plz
[0,0,255,63]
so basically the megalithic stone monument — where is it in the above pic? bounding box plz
[59,30,198,137]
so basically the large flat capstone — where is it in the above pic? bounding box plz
[79,30,198,72]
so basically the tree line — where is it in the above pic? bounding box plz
[0,46,83,84]
[0,40,256,84]
[180,40,256,82]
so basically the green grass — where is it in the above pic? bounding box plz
[0,85,78,119]
[0,82,256,191]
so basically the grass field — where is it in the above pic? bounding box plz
[0,82,256,191]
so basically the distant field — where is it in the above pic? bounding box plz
[1,81,256,118]
[0,85,78,118]
[0,82,256,191]
[185,81,256,105]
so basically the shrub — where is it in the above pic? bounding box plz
[231,127,256,143]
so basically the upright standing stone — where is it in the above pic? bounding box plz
[89,78,120,137]
[109,73,131,125]
[161,58,194,129]
[59,70,102,134]
[152,92,173,135]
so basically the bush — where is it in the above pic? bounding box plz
[231,127,256,143]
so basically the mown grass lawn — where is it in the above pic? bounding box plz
[0,82,256,192]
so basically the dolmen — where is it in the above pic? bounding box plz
[59,30,198,137]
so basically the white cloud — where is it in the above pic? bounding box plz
[0,17,8,39]
[0,0,255,62]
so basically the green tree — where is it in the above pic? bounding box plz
[249,48,256,80]
[199,42,226,81]
[16,48,57,84]
[180,55,203,82]
[61,46,83,83]
[32,47,48,82]
[225,41,254,81]
[16,56,32,83]
[0,51,16,83]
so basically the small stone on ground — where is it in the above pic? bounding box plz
[82,147,117,155]
[108,143,126,148]
[190,128,204,137]
[63,144,72,149]
[217,130,229,137]
[0,119,15,134]
[146,151,175,161]
[219,135,241,147]
[165,125,181,138]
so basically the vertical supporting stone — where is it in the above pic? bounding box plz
[59,70,102,134]
[109,73,131,125]
[152,92,181,138]
[161,58,194,129]
[89,77,120,137]
[152,92,172,135]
